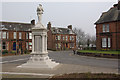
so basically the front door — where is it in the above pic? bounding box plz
[13,42,16,50]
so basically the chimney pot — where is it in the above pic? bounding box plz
[31,20,35,25]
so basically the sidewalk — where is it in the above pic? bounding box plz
[2,63,118,78]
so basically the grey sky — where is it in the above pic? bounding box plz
[1,2,116,36]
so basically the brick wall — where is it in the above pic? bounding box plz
[96,21,120,50]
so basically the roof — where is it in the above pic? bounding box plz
[50,27,76,35]
[95,5,120,24]
[0,21,34,31]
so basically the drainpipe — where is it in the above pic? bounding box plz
[116,21,118,51]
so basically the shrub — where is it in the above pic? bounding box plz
[2,50,8,54]
[24,49,30,54]
[10,51,16,54]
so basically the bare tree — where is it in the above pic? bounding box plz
[73,27,86,47]
[73,27,96,49]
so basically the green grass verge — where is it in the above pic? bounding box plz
[78,50,120,54]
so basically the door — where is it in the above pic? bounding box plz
[13,42,16,50]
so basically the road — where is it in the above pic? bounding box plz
[1,50,119,78]
[2,50,118,69]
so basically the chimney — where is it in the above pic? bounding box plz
[47,22,51,30]
[113,4,118,7]
[31,20,35,25]
[118,1,120,10]
[68,25,72,30]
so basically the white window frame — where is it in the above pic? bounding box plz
[63,36,64,40]
[26,33,29,39]
[29,46,32,50]
[108,38,111,48]
[3,32,6,39]
[106,24,109,32]
[102,38,107,48]
[66,36,68,41]
[14,32,16,39]
[19,32,22,39]
[70,36,72,41]
[29,33,32,39]
[103,24,106,32]
[58,36,61,40]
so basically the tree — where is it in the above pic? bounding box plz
[73,27,96,49]
[73,27,86,47]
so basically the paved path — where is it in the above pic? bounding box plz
[1,50,119,78]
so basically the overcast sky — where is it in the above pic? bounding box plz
[0,2,117,36]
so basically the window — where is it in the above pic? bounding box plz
[19,32,22,39]
[63,36,65,40]
[3,32,6,39]
[0,43,1,50]
[2,42,6,49]
[0,31,1,39]
[58,36,61,40]
[26,33,29,39]
[72,36,74,41]
[26,42,29,50]
[70,43,74,48]
[58,43,61,49]
[103,24,105,32]
[56,36,58,40]
[70,36,72,41]
[29,33,32,39]
[29,42,32,45]
[102,38,107,48]
[7,32,8,39]
[106,24,109,32]
[56,44,58,49]
[66,36,68,41]
[29,46,32,50]
[103,24,109,32]
[14,32,16,39]
[108,38,111,48]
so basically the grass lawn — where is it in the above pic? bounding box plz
[78,50,120,54]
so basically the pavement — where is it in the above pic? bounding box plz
[1,50,119,78]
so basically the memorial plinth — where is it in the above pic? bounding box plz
[18,4,59,69]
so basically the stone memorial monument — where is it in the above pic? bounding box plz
[18,4,59,69]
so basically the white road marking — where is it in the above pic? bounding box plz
[0,72,54,76]
[0,58,28,64]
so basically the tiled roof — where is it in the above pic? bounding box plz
[50,27,75,35]
[0,21,34,31]
[95,4,120,24]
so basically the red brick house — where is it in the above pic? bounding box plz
[0,20,35,54]
[95,2,120,50]
[47,22,76,50]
